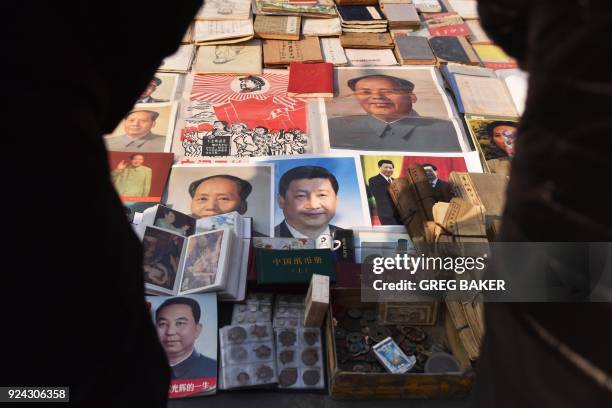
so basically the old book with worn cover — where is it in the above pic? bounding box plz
[256,249,336,284]
[445,300,481,360]
[393,35,436,65]
[287,62,333,97]
[380,3,420,29]
[447,0,478,19]
[254,0,338,17]
[443,65,519,117]
[263,37,323,67]
[196,0,252,20]
[344,48,398,66]
[254,15,301,40]
[413,0,441,12]
[340,32,395,49]
[302,17,342,36]
[159,45,196,73]
[423,12,469,36]
[429,36,480,65]
[466,20,492,45]
[320,37,349,65]
[337,5,388,24]
[194,40,263,75]
[194,20,255,44]
[472,44,518,70]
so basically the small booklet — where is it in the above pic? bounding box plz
[287,62,333,98]
[263,37,323,67]
[196,0,252,20]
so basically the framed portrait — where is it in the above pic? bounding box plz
[360,151,483,226]
[165,163,275,237]
[254,154,371,238]
[315,66,470,153]
[147,293,218,397]
[104,102,178,153]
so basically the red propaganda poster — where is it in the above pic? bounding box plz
[174,70,309,163]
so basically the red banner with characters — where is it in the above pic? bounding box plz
[168,377,216,398]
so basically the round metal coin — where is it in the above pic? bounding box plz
[347,332,363,344]
[303,331,319,346]
[280,349,295,364]
[279,329,297,347]
[250,324,269,338]
[228,326,247,344]
[254,344,272,359]
[236,371,250,385]
[279,368,298,386]
[347,308,362,319]
[301,349,319,366]
[230,346,248,361]
[303,369,321,386]
[256,365,274,381]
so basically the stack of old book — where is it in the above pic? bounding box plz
[379,0,421,30]
[337,5,389,33]
[194,0,254,45]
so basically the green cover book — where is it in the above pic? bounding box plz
[256,249,336,284]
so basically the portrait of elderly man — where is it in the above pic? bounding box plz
[137,76,169,104]
[105,109,167,152]
[327,74,462,152]
[188,174,266,236]
[275,165,342,239]
[155,297,216,381]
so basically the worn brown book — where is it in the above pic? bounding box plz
[437,197,487,243]
[429,36,480,65]
[262,37,323,67]
[340,32,394,49]
[393,35,436,65]
[254,15,301,40]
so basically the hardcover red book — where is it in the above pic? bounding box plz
[287,62,334,98]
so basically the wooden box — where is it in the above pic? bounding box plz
[325,290,474,399]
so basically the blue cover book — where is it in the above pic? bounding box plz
[337,5,387,23]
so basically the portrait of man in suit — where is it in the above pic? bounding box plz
[275,165,341,238]
[327,74,462,152]
[155,297,216,381]
[422,163,453,202]
[368,159,402,225]
[111,153,152,198]
[104,109,167,152]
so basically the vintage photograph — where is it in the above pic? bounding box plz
[360,153,476,226]
[153,205,196,236]
[180,229,228,293]
[147,293,218,397]
[257,155,371,238]
[143,226,185,293]
[107,151,174,202]
[104,102,178,153]
[165,163,274,236]
[466,115,518,174]
[320,67,467,153]
[173,70,309,162]
[136,73,180,104]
